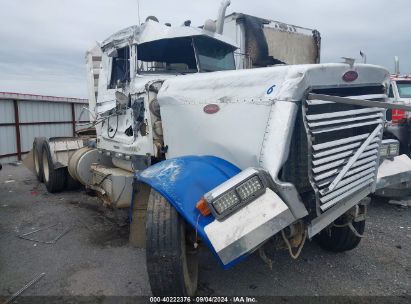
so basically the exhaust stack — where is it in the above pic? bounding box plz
[360,51,367,64]
[216,0,231,34]
[394,56,400,75]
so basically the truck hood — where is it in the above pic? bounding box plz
[158,63,390,106]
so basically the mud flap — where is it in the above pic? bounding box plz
[22,149,35,173]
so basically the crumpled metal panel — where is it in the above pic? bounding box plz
[101,20,238,51]
[135,156,243,268]
[158,64,389,106]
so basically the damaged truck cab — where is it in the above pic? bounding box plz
[135,62,409,295]
[139,63,390,263]
[95,19,237,167]
[30,3,411,297]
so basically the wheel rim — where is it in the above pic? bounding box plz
[42,150,50,182]
[34,148,40,175]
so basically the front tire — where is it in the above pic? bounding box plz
[145,190,198,296]
[315,217,365,252]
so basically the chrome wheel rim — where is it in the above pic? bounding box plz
[42,151,49,182]
[34,149,40,175]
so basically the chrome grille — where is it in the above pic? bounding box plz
[304,93,385,212]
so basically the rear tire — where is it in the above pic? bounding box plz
[41,142,67,193]
[145,189,198,296]
[315,218,365,252]
[33,137,47,182]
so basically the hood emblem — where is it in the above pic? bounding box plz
[203,104,220,114]
[342,70,358,82]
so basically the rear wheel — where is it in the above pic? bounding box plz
[42,142,67,193]
[145,189,198,296]
[33,137,46,182]
[315,217,365,252]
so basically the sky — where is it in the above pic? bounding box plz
[0,0,410,98]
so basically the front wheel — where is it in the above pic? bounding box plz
[145,189,198,296]
[315,217,365,252]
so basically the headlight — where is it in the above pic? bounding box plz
[389,142,399,155]
[202,168,268,220]
[212,190,240,214]
[379,144,389,157]
[236,176,263,200]
[380,139,400,158]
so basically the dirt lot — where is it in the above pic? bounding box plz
[0,164,410,300]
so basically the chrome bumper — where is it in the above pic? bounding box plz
[204,188,295,265]
[375,154,411,197]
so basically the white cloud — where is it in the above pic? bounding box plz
[0,0,410,98]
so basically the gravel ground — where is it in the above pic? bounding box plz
[0,164,410,300]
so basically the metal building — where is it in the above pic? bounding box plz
[0,92,89,163]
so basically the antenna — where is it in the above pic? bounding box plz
[137,0,141,25]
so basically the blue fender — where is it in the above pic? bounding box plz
[134,155,242,269]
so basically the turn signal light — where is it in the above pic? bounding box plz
[196,198,211,216]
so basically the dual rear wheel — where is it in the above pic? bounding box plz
[33,137,46,182]
[32,138,76,193]
[33,138,198,294]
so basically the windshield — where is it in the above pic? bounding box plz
[135,36,236,74]
[194,37,236,72]
[137,37,198,74]
[397,81,411,98]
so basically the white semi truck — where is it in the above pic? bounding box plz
[30,1,411,296]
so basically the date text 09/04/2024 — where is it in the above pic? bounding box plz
[149,296,257,303]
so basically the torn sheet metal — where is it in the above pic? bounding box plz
[101,20,237,51]
[131,97,145,139]
[376,154,411,190]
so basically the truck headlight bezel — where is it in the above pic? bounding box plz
[380,139,400,158]
[204,168,269,220]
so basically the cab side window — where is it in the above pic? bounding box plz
[109,46,130,89]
